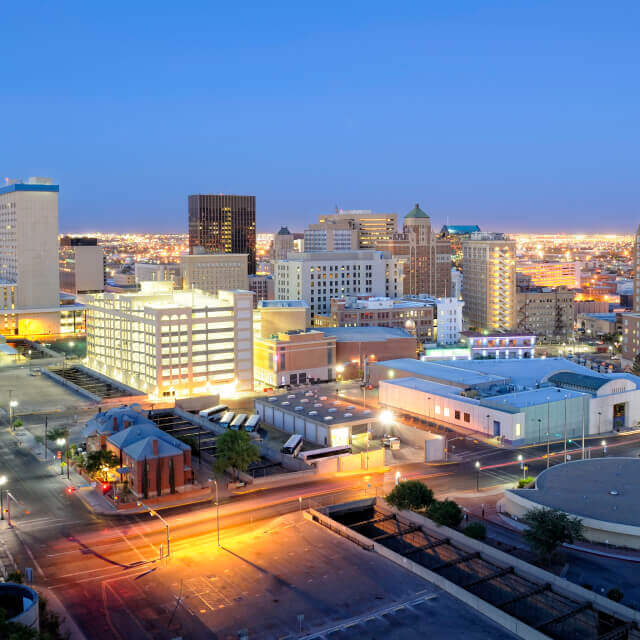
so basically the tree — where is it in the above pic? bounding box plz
[632,353,640,376]
[46,426,68,442]
[427,499,463,527]
[463,522,487,541]
[85,449,119,478]
[213,430,259,478]
[385,481,434,511]
[521,507,584,562]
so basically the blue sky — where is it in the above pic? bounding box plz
[3,1,639,233]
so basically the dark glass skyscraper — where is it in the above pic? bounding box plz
[188,194,256,274]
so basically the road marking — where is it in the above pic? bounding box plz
[12,528,45,578]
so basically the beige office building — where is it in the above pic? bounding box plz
[317,209,397,249]
[462,232,516,331]
[273,227,294,260]
[59,236,105,295]
[516,287,575,342]
[85,281,254,399]
[0,178,60,337]
[181,253,249,295]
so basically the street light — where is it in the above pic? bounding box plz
[517,454,525,479]
[379,410,393,426]
[137,501,170,559]
[9,398,18,431]
[0,475,7,521]
[475,461,480,491]
[209,478,220,547]
[601,440,607,456]
[56,438,66,476]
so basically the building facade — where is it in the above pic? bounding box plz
[516,261,581,289]
[317,209,397,249]
[303,220,359,252]
[85,281,254,399]
[59,236,105,295]
[181,253,249,294]
[254,329,336,387]
[314,296,435,343]
[516,287,575,342]
[248,274,275,306]
[253,300,309,339]
[0,178,60,336]
[134,262,182,286]
[462,232,516,331]
[460,330,536,359]
[439,225,481,268]
[273,250,403,319]
[188,194,256,274]
[376,204,452,297]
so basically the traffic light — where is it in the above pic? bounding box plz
[101,483,111,494]
[66,486,75,495]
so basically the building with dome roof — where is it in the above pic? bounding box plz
[376,203,452,297]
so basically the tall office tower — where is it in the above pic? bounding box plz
[317,209,397,249]
[188,194,256,274]
[516,287,575,342]
[461,232,516,331]
[376,204,451,297]
[621,224,640,368]
[273,226,294,260]
[439,225,481,268]
[273,250,403,319]
[59,236,106,295]
[0,178,60,336]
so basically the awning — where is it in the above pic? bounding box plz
[116,467,130,475]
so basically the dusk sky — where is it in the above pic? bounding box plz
[4,1,639,233]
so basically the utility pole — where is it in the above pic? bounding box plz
[581,411,585,460]
[44,416,48,461]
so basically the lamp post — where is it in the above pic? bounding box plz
[56,438,66,475]
[581,411,585,460]
[475,461,480,492]
[601,440,607,457]
[9,393,18,431]
[0,475,7,521]
[597,411,602,434]
[563,395,568,464]
[209,478,220,547]
[137,501,170,559]
[336,365,344,395]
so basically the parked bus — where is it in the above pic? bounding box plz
[218,411,235,428]
[199,404,228,421]
[298,445,352,462]
[244,414,260,432]
[281,434,303,456]
[230,414,248,430]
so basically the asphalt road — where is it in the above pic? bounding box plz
[3,418,640,638]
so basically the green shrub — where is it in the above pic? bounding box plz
[517,476,535,488]
[463,522,487,541]
[385,481,434,511]
[427,499,463,527]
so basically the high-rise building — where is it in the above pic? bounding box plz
[273,227,294,260]
[376,204,451,297]
[462,232,516,331]
[85,281,254,398]
[181,253,249,294]
[317,209,397,249]
[273,250,403,319]
[0,178,60,336]
[134,262,182,286]
[59,236,105,295]
[621,224,640,368]
[516,287,575,342]
[188,194,256,274]
[248,274,275,306]
[439,225,481,268]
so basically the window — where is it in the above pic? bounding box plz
[515,423,522,438]
[435,405,441,415]
[463,412,470,423]
[454,410,461,420]
[444,407,450,417]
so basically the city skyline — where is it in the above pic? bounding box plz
[4,1,639,233]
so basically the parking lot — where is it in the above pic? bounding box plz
[49,365,138,399]
[65,512,518,640]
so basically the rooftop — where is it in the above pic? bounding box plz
[580,312,617,321]
[257,299,308,308]
[256,390,375,426]
[405,203,429,219]
[439,224,481,236]
[483,386,586,410]
[318,326,414,342]
[509,458,640,527]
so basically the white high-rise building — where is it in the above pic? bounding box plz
[274,250,403,319]
[85,282,254,399]
[0,178,60,336]
[434,297,465,345]
[462,232,516,331]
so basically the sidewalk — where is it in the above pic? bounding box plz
[9,423,232,516]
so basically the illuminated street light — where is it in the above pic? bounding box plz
[475,461,481,491]
[137,501,170,559]
[379,410,393,426]
[0,475,7,521]
[601,440,607,456]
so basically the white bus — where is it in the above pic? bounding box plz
[281,434,303,456]
[218,411,235,428]
[230,414,248,430]
[244,415,260,432]
[298,445,352,462]
[199,404,228,421]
